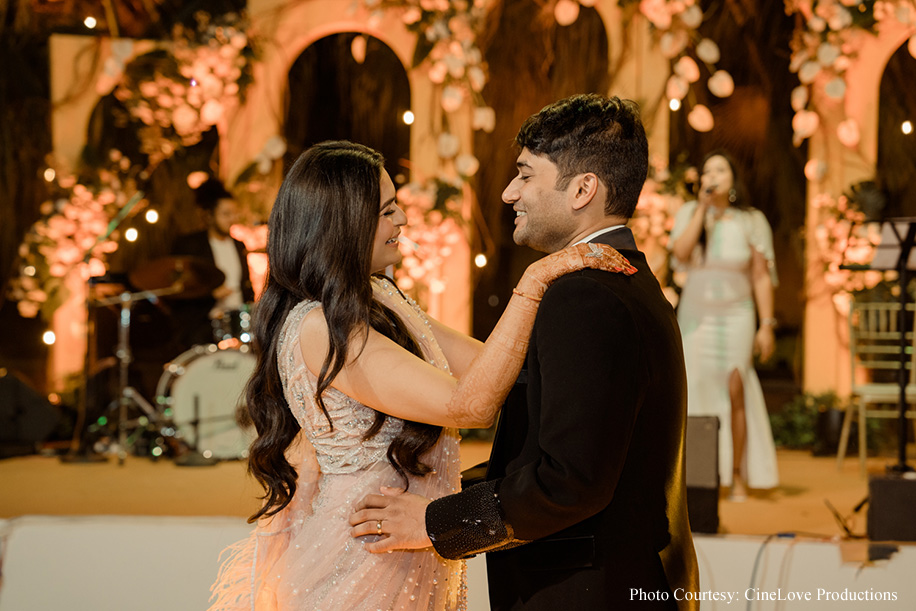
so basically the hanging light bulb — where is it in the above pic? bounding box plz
[145,209,159,224]
[125,228,139,242]
[903,121,913,135]
[402,110,415,125]
[669,98,681,112]
[474,254,488,268]
[43,168,56,182]
[42,331,56,345]
[84,17,97,29]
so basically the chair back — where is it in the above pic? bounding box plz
[848,300,916,391]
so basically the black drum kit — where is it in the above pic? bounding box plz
[65,256,255,466]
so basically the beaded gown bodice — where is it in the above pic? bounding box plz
[278,298,404,475]
[208,276,466,611]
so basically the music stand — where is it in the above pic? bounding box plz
[862,218,916,474]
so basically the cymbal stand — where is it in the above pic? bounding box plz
[59,191,145,464]
[101,287,181,465]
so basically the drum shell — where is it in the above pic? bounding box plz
[157,345,255,459]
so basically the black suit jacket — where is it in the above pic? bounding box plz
[426,228,698,610]
[170,230,254,347]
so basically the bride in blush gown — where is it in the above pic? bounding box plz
[206,141,637,610]
[669,150,779,500]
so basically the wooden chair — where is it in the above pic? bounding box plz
[837,300,916,475]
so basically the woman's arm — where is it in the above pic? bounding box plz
[424,317,483,379]
[751,248,776,362]
[670,200,707,263]
[299,244,636,429]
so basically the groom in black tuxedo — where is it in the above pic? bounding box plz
[353,94,698,610]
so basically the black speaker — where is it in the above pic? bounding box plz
[868,473,916,541]
[686,416,720,533]
[0,369,59,458]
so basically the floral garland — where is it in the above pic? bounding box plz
[629,157,696,302]
[553,1,730,131]
[113,11,258,166]
[630,157,695,244]
[809,183,890,312]
[393,177,467,303]
[622,0,731,132]
[784,1,914,308]
[360,0,493,134]
[8,152,141,319]
[10,11,258,319]
[786,0,916,148]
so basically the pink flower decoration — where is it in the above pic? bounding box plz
[804,158,827,181]
[791,86,809,111]
[696,39,720,64]
[441,86,464,113]
[792,109,820,141]
[659,30,688,58]
[687,104,714,132]
[200,99,224,125]
[17,301,40,318]
[666,75,689,101]
[473,107,496,133]
[674,56,700,83]
[554,0,580,26]
[836,118,860,148]
[707,70,734,98]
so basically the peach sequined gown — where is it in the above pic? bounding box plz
[208,277,466,610]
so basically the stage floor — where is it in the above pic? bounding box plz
[0,443,910,538]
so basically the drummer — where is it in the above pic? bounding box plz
[170,178,254,348]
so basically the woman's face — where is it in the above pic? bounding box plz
[701,155,734,200]
[370,170,407,273]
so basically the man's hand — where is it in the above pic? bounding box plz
[349,487,433,553]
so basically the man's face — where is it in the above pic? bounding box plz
[502,148,577,253]
[210,198,238,237]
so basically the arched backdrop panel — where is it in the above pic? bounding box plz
[284,33,411,183]
[876,42,916,219]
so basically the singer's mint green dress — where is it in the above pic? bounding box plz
[669,201,779,489]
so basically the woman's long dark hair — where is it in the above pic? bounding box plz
[246,141,441,523]
[697,149,752,256]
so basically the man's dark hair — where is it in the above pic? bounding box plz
[515,93,648,219]
[194,178,234,212]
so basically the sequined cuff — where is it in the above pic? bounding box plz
[426,480,523,560]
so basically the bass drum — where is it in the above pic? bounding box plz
[156,345,256,460]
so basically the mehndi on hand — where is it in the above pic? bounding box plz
[517,242,637,299]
